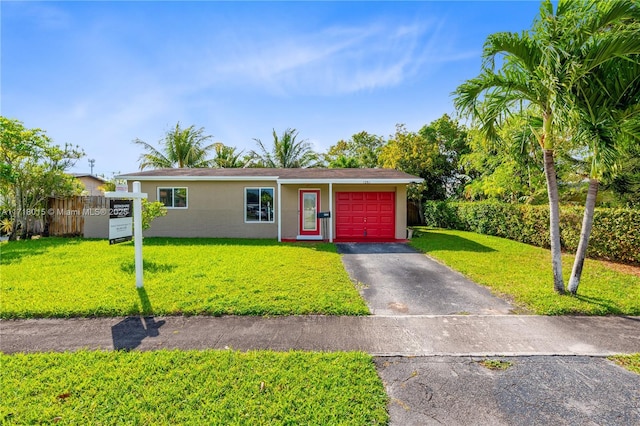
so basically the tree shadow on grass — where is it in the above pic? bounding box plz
[570,294,626,315]
[0,237,82,265]
[412,232,497,253]
[111,287,165,351]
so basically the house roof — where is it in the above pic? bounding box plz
[118,168,423,184]
[71,173,108,182]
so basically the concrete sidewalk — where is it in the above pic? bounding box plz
[3,315,639,425]
[2,314,639,355]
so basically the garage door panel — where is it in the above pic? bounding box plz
[335,192,395,240]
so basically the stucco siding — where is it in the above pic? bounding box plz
[139,180,278,238]
[280,184,330,239]
[121,180,409,240]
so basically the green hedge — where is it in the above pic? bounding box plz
[423,201,640,264]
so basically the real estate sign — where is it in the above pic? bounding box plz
[109,199,133,245]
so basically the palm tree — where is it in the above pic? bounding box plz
[134,122,215,169]
[453,0,639,294]
[212,143,247,168]
[250,128,319,168]
[568,57,640,294]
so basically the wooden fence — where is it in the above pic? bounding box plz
[47,196,108,236]
[407,200,422,226]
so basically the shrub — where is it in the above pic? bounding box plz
[141,199,167,231]
[423,201,639,264]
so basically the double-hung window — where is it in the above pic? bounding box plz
[245,187,274,222]
[158,187,188,208]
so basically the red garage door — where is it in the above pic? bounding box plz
[335,192,395,240]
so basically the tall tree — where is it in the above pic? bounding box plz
[568,57,640,294]
[461,113,547,203]
[419,114,471,199]
[328,155,360,169]
[379,118,469,223]
[133,122,215,169]
[0,117,83,239]
[211,143,247,168]
[251,128,319,168]
[379,116,469,200]
[325,131,385,168]
[453,0,639,294]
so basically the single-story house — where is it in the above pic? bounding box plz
[71,173,108,196]
[117,168,423,242]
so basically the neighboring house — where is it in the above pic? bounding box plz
[72,173,108,196]
[117,168,423,242]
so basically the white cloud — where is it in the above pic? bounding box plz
[184,16,473,97]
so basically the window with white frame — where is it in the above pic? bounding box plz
[158,187,188,208]
[245,187,274,222]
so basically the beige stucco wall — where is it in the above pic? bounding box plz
[138,180,278,238]
[123,180,409,240]
[78,176,105,197]
[280,184,331,240]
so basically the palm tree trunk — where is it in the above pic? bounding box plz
[568,178,598,295]
[543,149,565,294]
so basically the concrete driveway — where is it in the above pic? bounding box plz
[337,243,515,315]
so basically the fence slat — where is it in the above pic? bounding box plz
[47,196,107,236]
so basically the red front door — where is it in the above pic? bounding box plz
[299,189,320,237]
[335,192,395,240]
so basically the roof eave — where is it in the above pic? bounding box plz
[117,175,278,182]
[277,178,424,185]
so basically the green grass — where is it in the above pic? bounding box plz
[609,354,640,374]
[0,238,368,318]
[0,350,388,425]
[409,228,639,315]
[478,359,513,370]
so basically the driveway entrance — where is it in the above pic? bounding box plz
[337,243,515,315]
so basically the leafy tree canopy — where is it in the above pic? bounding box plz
[379,115,470,201]
[0,116,84,239]
[325,131,385,168]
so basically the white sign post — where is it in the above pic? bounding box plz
[105,181,147,288]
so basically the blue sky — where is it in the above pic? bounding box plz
[2,1,541,177]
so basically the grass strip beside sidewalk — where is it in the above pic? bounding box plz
[0,350,388,425]
[409,228,639,315]
[0,238,368,318]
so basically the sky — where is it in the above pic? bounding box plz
[1,1,543,178]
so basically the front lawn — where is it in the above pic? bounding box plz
[0,238,368,318]
[0,350,388,425]
[410,228,639,315]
